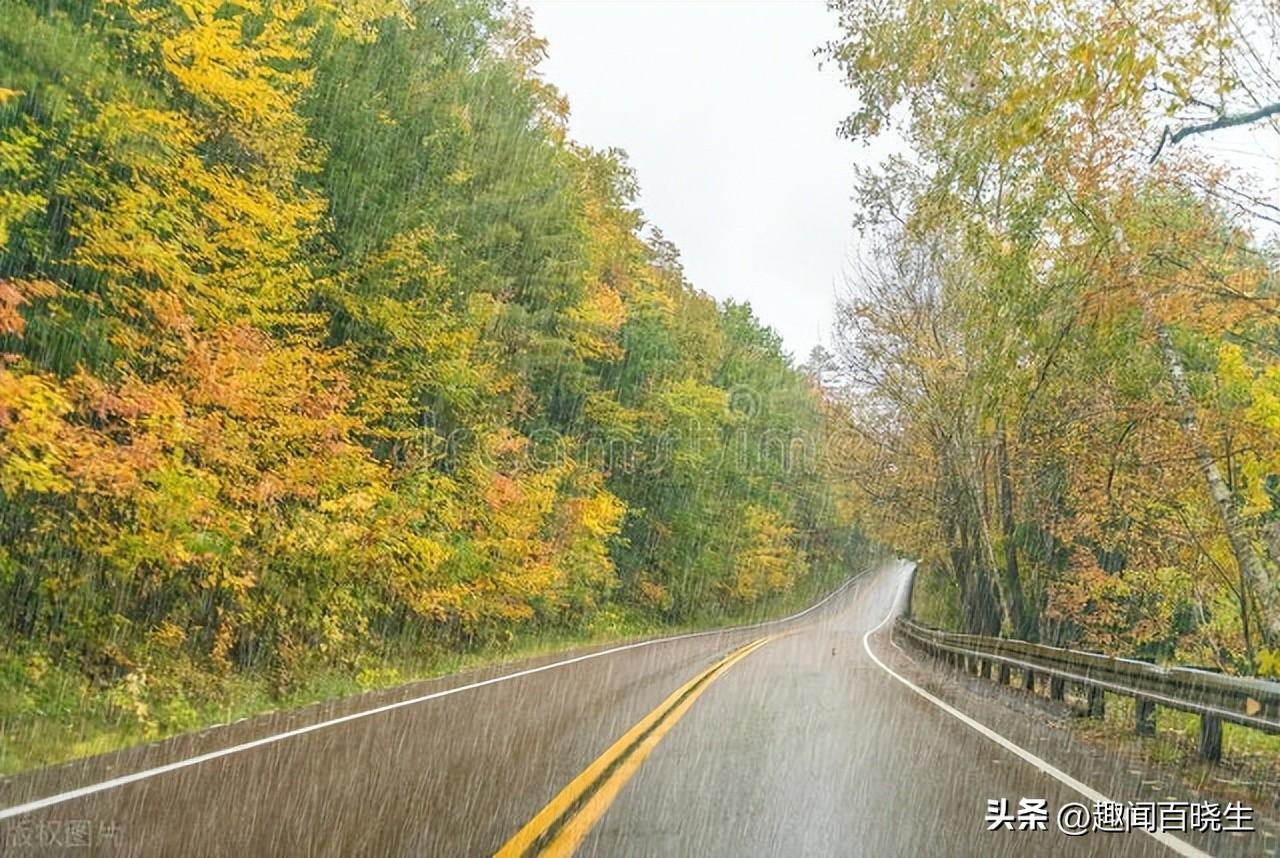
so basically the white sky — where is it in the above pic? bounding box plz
[525,2,1279,364]
[526,0,862,362]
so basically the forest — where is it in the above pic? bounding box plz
[0,0,865,770]
[824,0,1280,678]
[3,0,1278,778]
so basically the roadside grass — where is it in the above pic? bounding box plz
[0,559,873,778]
[1084,693,1280,802]
[905,570,1279,816]
[1036,676,1280,816]
[0,615,658,778]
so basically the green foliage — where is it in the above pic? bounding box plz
[827,0,1280,671]
[0,0,864,771]
[910,564,963,632]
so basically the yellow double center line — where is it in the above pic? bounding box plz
[495,635,778,858]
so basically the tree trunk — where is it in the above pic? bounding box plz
[1156,325,1280,649]
[957,515,1001,635]
[995,426,1035,641]
[1224,438,1256,671]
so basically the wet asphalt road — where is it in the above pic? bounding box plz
[0,560,1272,857]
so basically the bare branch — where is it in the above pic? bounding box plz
[1151,100,1280,162]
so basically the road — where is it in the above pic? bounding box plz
[0,561,1272,857]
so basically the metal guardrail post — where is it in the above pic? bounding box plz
[1132,657,1156,737]
[1187,664,1225,761]
[1199,715,1222,762]
[893,616,1280,766]
[1135,698,1156,736]
[1087,686,1105,719]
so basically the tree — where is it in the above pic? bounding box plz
[826,0,1280,668]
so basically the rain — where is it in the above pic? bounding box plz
[0,1,1278,856]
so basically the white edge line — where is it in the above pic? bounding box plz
[861,568,1213,858]
[0,564,878,820]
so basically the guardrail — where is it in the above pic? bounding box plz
[894,617,1280,762]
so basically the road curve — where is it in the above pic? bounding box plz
[0,561,1269,857]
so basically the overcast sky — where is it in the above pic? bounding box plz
[524,2,1279,364]
[526,0,861,362]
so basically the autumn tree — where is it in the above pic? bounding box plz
[0,0,865,765]
[826,0,1280,670]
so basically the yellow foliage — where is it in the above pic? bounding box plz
[567,283,626,360]
[153,0,319,179]
[728,505,803,604]
[0,369,76,495]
